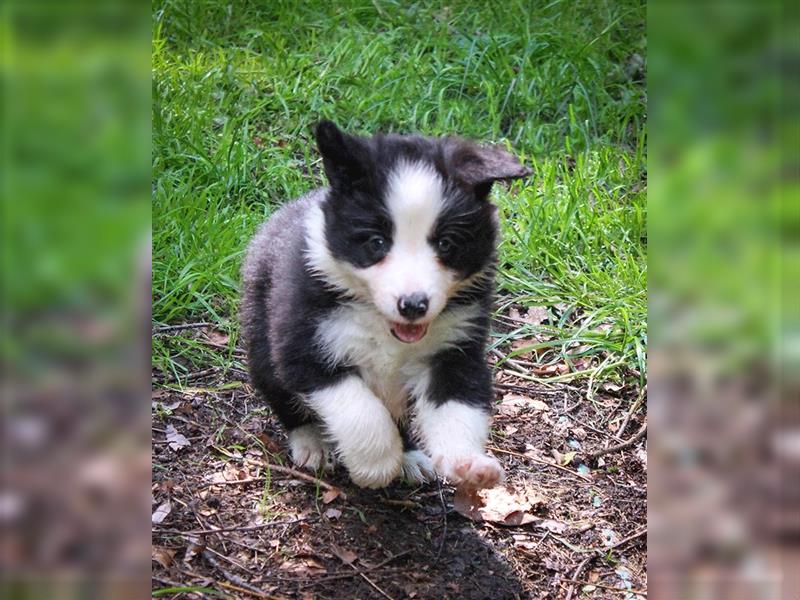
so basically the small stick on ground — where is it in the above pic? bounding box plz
[183,367,219,381]
[154,322,212,334]
[571,580,648,595]
[435,478,448,560]
[489,446,591,482]
[616,388,645,438]
[489,348,528,374]
[607,527,647,551]
[349,563,397,600]
[218,581,280,599]
[203,550,280,599]
[253,551,411,585]
[586,422,647,461]
[154,516,316,536]
[564,555,595,600]
[261,461,342,493]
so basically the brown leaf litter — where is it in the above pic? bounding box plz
[151,319,647,599]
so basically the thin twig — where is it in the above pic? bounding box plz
[209,449,342,493]
[570,580,647,595]
[586,422,647,460]
[564,555,595,600]
[616,387,645,439]
[435,478,448,560]
[561,526,647,600]
[153,516,316,536]
[182,367,220,381]
[217,581,279,599]
[154,322,212,334]
[204,544,256,576]
[490,348,528,374]
[494,381,563,396]
[261,461,341,492]
[489,446,591,482]
[195,476,270,489]
[203,550,280,599]
[607,527,647,551]
[253,551,410,585]
[350,563,396,600]
[554,527,647,556]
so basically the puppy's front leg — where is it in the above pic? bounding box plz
[307,375,403,488]
[416,399,504,489]
[415,347,504,488]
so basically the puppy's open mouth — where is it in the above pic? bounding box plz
[390,322,429,343]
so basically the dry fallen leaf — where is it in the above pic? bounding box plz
[321,488,341,504]
[330,543,358,565]
[280,557,327,575]
[538,519,568,534]
[324,507,342,520]
[165,424,191,451]
[509,306,549,325]
[257,432,284,455]
[498,394,550,417]
[183,537,206,564]
[453,485,543,525]
[498,394,527,416]
[636,447,647,470]
[531,362,569,376]
[152,546,176,569]
[151,500,172,524]
[204,328,230,345]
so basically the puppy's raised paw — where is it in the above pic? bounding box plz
[434,453,504,489]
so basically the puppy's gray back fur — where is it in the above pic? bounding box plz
[241,190,324,329]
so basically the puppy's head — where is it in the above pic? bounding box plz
[310,120,530,343]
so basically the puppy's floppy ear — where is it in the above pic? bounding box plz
[315,120,371,190]
[443,138,531,198]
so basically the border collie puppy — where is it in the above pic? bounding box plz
[241,121,530,489]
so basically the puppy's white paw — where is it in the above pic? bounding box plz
[288,424,333,472]
[344,442,403,489]
[401,449,436,485]
[433,453,504,489]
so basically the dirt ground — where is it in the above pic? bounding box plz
[152,320,647,599]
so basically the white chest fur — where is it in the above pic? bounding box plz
[313,303,480,421]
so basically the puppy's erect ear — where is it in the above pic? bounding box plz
[443,138,531,198]
[315,120,371,190]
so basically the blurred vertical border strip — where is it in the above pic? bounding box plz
[649,0,799,598]
[1,1,151,598]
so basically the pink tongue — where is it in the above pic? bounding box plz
[392,323,428,343]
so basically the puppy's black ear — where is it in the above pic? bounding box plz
[315,120,370,190]
[443,138,531,198]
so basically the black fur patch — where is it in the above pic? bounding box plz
[316,121,508,276]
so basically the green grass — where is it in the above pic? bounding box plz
[152,0,647,384]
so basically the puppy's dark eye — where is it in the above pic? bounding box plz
[366,235,386,255]
[437,237,455,255]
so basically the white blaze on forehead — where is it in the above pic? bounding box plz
[360,161,454,322]
[386,162,445,247]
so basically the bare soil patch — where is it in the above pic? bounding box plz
[152,326,647,599]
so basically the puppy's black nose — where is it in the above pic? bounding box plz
[397,293,429,319]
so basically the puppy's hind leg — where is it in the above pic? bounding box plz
[399,427,436,485]
[287,423,335,472]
